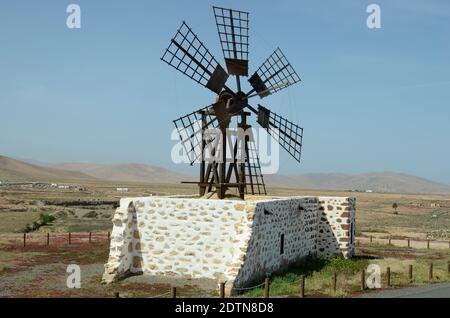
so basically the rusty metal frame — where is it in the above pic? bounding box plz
[173,105,218,165]
[248,48,301,98]
[161,22,229,94]
[213,6,249,77]
[257,104,303,163]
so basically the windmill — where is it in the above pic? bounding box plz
[161,6,303,199]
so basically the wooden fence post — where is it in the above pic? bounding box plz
[386,267,391,287]
[68,232,71,245]
[388,236,391,245]
[219,282,225,298]
[264,277,270,299]
[23,233,26,247]
[47,233,50,246]
[429,263,433,280]
[407,238,410,248]
[299,275,305,298]
[332,272,337,292]
[361,270,365,290]
[370,235,373,243]
[427,240,430,249]
[171,287,177,298]
[89,232,92,243]
[408,264,413,282]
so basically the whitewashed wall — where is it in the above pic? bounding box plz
[102,195,356,290]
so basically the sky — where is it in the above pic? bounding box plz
[1,0,450,183]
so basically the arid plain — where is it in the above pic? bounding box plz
[1,155,449,297]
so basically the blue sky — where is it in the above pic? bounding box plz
[1,0,449,183]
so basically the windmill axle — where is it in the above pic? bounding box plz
[217,90,248,117]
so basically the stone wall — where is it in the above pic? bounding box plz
[103,201,135,281]
[233,197,319,289]
[103,197,254,284]
[316,197,356,258]
[102,195,356,290]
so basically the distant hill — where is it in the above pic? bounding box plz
[3,155,450,194]
[49,163,195,184]
[264,172,450,195]
[0,156,94,182]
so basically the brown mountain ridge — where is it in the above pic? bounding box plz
[0,155,93,182]
[2,155,450,194]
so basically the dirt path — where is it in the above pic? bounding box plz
[0,263,104,297]
[0,238,216,298]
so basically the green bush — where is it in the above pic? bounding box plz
[23,213,56,232]
[324,257,368,275]
[39,213,56,225]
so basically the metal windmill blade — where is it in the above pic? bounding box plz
[245,139,267,195]
[213,6,249,77]
[161,22,229,94]
[173,104,220,165]
[247,48,301,98]
[256,104,303,162]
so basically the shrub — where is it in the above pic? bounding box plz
[324,257,368,275]
[39,213,56,225]
[83,211,98,218]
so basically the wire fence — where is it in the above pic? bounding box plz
[111,240,450,299]
[356,235,450,250]
[147,291,171,298]
[2,232,449,298]
[232,282,265,291]
[113,261,450,298]
[0,232,111,247]
[227,261,450,298]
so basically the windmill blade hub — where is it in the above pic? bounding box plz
[217,91,248,116]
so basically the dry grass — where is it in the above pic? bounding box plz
[241,243,450,298]
[0,238,215,297]
[268,187,450,239]
[0,211,42,233]
[2,181,450,237]
[1,181,449,297]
